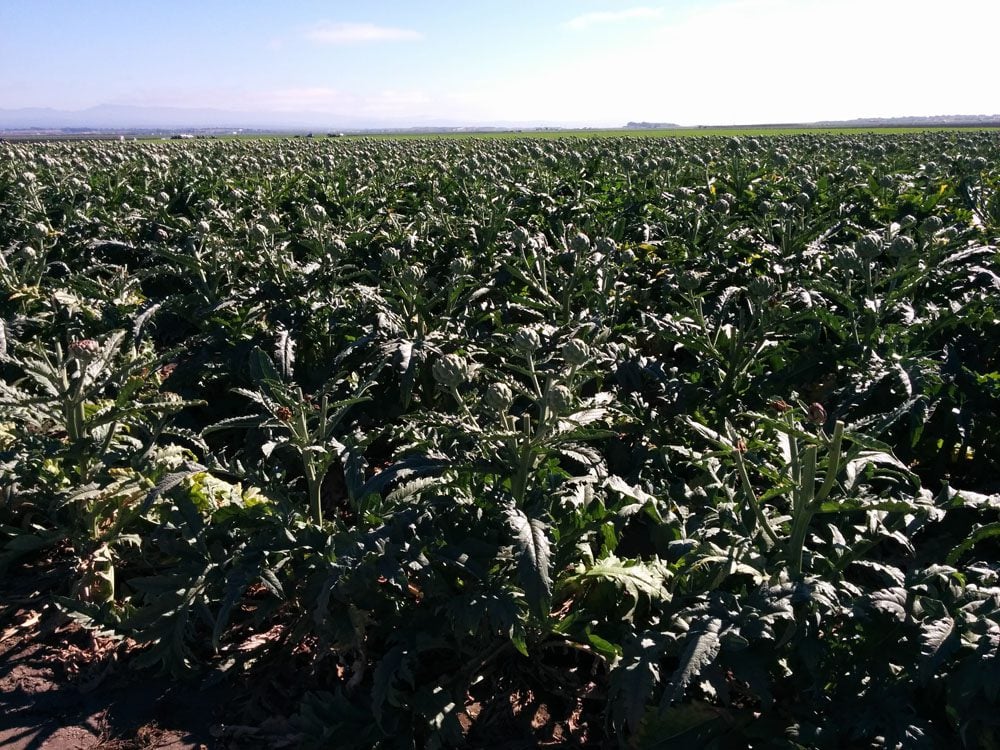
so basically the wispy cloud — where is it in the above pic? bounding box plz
[565,7,664,30]
[304,21,423,45]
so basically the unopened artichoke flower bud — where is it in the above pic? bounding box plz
[545,384,574,413]
[898,214,918,230]
[748,275,777,299]
[693,193,708,209]
[381,247,402,266]
[769,398,792,414]
[570,233,591,254]
[433,353,472,389]
[250,223,270,243]
[561,338,590,367]
[401,262,426,285]
[595,237,617,255]
[511,226,531,248]
[512,327,542,353]
[920,215,943,236]
[484,382,514,412]
[157,191,171,205]
[806,402,827,425]
[877,174,896,190]
[854,233,883,260]
[196,219,211,235]
[450,256,474,275]
[31,222,50,240]
[710,198,730,215]
[779,202,800,220]
[888,235,916,259]
[307,203,327,222]
[678,270,703,292]
[69,339,100,361]
[971,156,987,171]
[794,192,811,208]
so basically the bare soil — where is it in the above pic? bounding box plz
[0,560,230,750]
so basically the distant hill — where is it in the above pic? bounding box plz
[809,114,1000,128]
[0,104,601,136]
[625,121,681,129]
[623,115,1000,130]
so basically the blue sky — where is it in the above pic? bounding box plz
[1,0,997,126]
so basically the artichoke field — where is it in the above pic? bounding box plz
[1,132,999,748]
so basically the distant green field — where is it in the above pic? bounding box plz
[131,125,1000,144]
[368,126,1000,140]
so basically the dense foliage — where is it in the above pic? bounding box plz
[2,132,999,748]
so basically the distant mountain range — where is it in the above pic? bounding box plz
[0,104,405,132]
[1,105,999,135]
[0,104,596,134]
[627,115,1000,130]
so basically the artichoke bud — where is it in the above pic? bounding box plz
[748,276,777,299]
[381,247,402,266]
[570,232,591,254]
[854,233,883,260]
[433,353,472,388]
[484,382,514,412]
[511,226,531,247]
[888,235,916,259]
[920,215,943,235]
[69,339,100,361]
[561,338,591,366]
[711,198,730,215]
[513,327,542,352]
[678,271,703,292]
[450,256,474,275]
[595,237,617,255]
[806,402,827,425]
[250,223,270,243]
[775,202,794,220]
[545,384,574,413]
[401,262,426,285]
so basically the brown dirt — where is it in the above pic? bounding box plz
[1,559,602,749]
[0,560,235,750]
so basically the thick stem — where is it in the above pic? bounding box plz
[306,462,323,526]
[788,444,817,578]
[511,414,534,506]
[734,449,779,548]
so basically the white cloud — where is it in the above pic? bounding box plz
[469,0,1000,125]
[566,7,664,30]
[304,21,422,45]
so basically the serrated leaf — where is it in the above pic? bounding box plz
[371,644,414,730]
[132,301,162,344]
[506,507,552,621]
[918,616,956,679]
[563,554,670,619]
[947,522,1000,565]
[664,618,722,704]
[139,462,207,513]
[636,701,731,750]
[275,328,295,380]
[611,634,667,733]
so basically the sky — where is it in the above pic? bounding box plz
[1,0,998,127]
